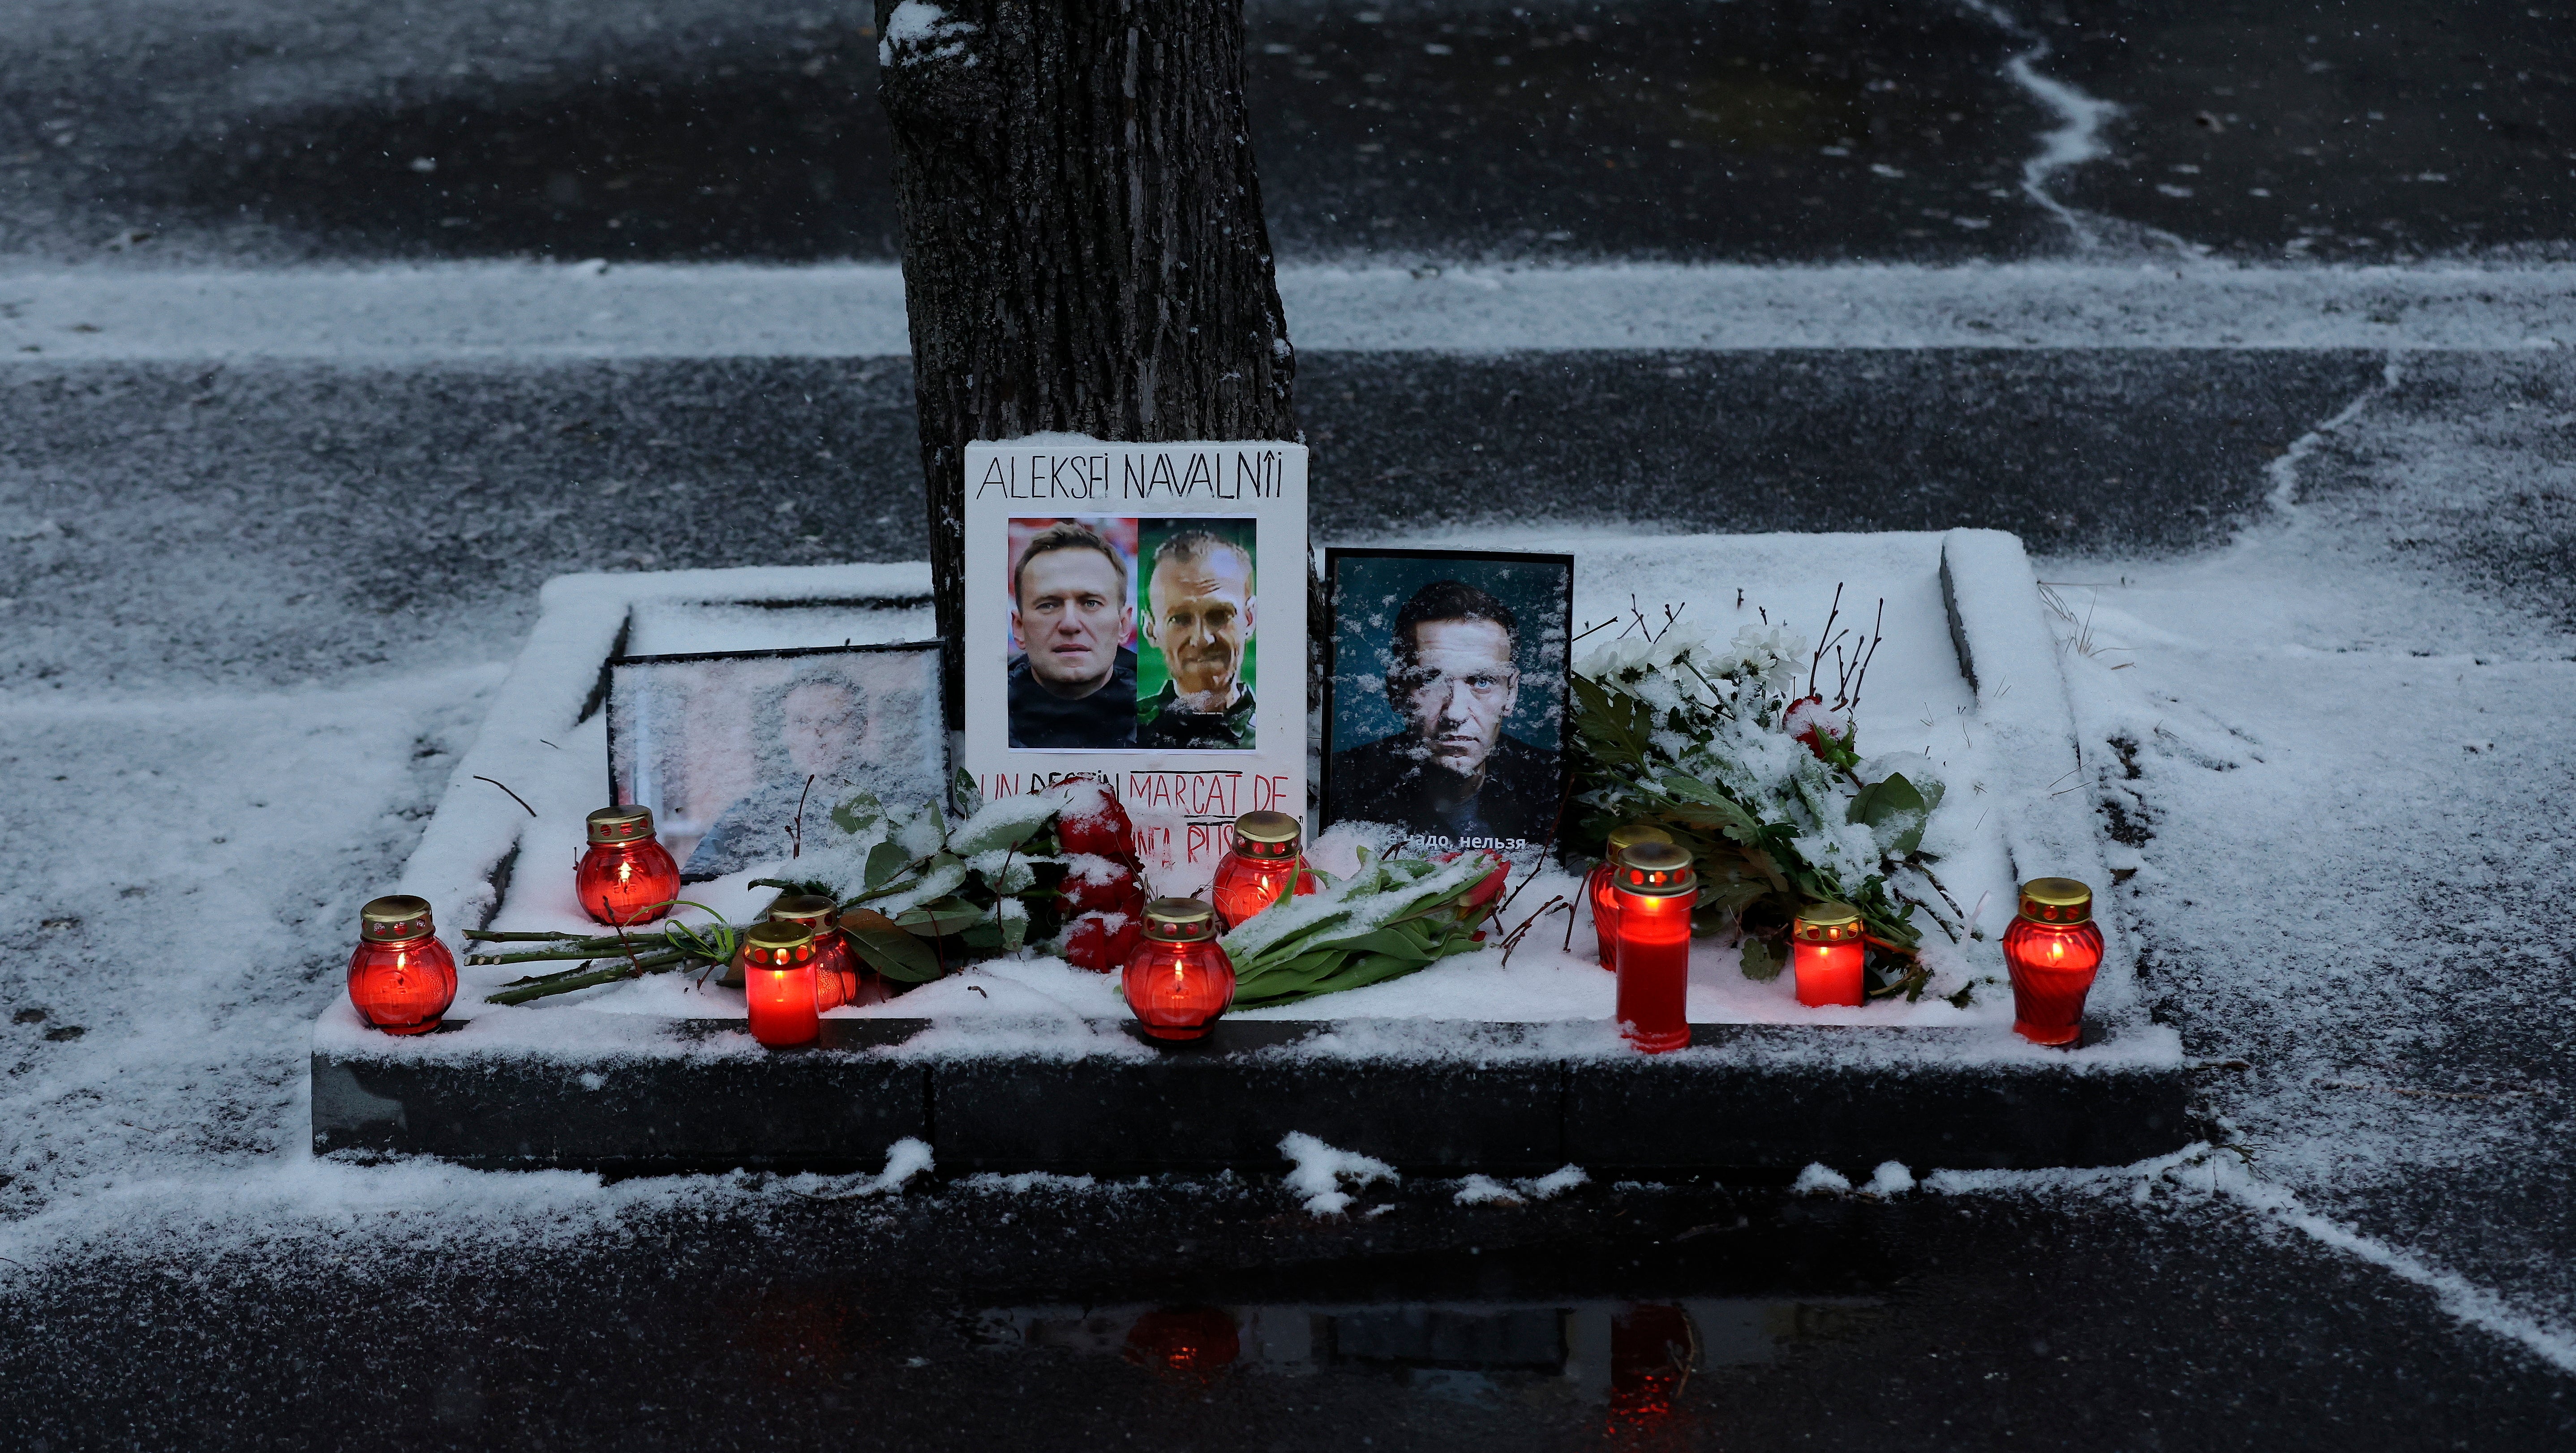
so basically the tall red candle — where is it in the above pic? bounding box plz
[1122,898,1236,1043]
[1587,823,1674,969]
[739,922,820,1049]
[576,806,682,926]
[1792,902,1867,1008]
[347,895,458,1034]
[1611,842,1696,1054]
[1208,810,1316,930]
[2003,877,2103,1047]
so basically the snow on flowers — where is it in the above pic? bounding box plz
[1568,601,1957,995]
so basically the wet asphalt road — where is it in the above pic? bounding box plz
[4,1182,2572,1452]
[1,2,2574,1449]
[0,349,2382,691]
[0,0,2568,265]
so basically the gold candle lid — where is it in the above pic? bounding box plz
[586,805,656,846]
[1794,901,1864,944]
[359,895,435,942]
[1232,810,1302,847]
[1142,897,1218,941]
[1614,842,1696,897]
[2017,878,2093,925]
[743,921,816,965]
[766,894,837,926]
[1604,823,1674,860]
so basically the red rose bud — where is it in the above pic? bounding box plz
[1060,856,1141,915]
[1061,913,1109,973]
[1055,783,1139,862]
[1061,909,1142,974]
[1784,694,1850,761]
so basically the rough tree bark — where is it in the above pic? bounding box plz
[875,0,1300,729]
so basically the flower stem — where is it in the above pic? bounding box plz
[482,950,697,1005]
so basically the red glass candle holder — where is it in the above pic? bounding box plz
[1122,898,1236,1043]
[1611,842,1696,1054]
[1792,902,1867,1008]
[767,894,882,1010]
[576,806,682,927]
[1587,823,1674,969]
[740,922,820,1049]
[347,895,458,1034]
[1209,810,1315,930]
[2003,877,2103,1047]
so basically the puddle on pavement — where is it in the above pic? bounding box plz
[974,1294,1882,1423]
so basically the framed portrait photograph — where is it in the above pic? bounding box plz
[993,512,1265,753]
[961,441,1308,890]
[1321,548,1576,857]
[607,640,946,881]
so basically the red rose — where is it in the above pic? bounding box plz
[1060,909,1142,974]
[1055,784,1139,862]
[1059,856,1142,916]
[1784,694,1848,762]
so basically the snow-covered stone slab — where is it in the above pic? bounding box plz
[312,530,2183,1175]
[314,1010,2181,1176]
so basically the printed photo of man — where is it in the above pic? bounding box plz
[1006,520,1139,749]
[1137,523,1258,750]
[1328,577,1561,846]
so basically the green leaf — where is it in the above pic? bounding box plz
[1739,936,1784,982]
[1848,772,1923,825]
[863,841,911,892]
[829,792,883,835]
[1850,773,1945,857]
[951,807,1052,858]
[1696,878,1771,915]
[951,767,983,819]
[1327,927,1443,964]
[840,908,941,982]
[894,896,983,939]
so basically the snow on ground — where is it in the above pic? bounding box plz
[3,262,2571,360]
[0,327,2568,1374]
[2033,351,2576,1353]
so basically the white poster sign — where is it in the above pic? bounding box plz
[962,437,1309,892]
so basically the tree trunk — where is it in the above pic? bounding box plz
[875,0,1299,729]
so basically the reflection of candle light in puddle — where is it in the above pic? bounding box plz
[723,1286,857,1386]
[1606,1303,1698,1436]
[1123,1307,1241,1379]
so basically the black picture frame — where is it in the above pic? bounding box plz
[605,638,947,881]
[1319,547,1576,859]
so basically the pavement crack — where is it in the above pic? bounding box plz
[1957,1,2187,254]
[2263,353,2408,515]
